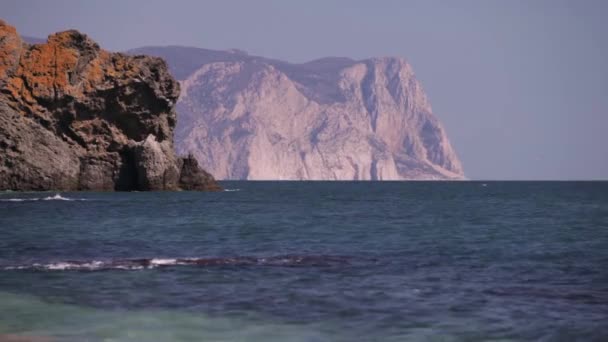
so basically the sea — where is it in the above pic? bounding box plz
[0,181,606,342]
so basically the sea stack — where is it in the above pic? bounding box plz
[0,20,220,191]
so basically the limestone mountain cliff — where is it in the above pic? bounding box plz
[131,47,464,180]
[0,21,220,191]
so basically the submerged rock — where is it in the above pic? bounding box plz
[0,20,220,191]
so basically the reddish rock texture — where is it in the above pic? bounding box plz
[0,20,220,191]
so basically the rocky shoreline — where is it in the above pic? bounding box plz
[0,20,220,191]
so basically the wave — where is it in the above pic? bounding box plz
[0,194,87,202]
[224,189,241,192]
[2,255,351,271]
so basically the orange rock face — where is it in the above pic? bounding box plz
[1,20,178,136]
[0,20,219,191]
[0,21,22,90]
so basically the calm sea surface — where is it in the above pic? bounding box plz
[0,182,607,341]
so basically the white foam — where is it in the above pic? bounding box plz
[43,194,72,201]
[150,258,178,266]
[45,262,76,270]
[2,255,350,271]
[3,259,178,271]
[43,261,103,270]
[0,194,87,202]
[43,194,87,201]
[3,265,27,270]
[114,265,145,270]
[224,189,241,192]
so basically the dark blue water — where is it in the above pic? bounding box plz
[0,182,607,341]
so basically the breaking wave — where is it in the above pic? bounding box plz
[0,194,87,202]
[224,189,241,192]
[2,255,351,271]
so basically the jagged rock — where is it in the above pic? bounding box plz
[0,20,220,191]
[130,47,465,180]
[132,134,181,190]
[178,154,222,191]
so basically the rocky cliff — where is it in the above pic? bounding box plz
[131,46,464,180]
[0,21,220,191]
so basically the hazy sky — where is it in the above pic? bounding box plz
[2,0,607,179]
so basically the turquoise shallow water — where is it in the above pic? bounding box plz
[0,181,607,341]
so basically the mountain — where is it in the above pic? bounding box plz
[0,20,220,191]
[129,47,464,180]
